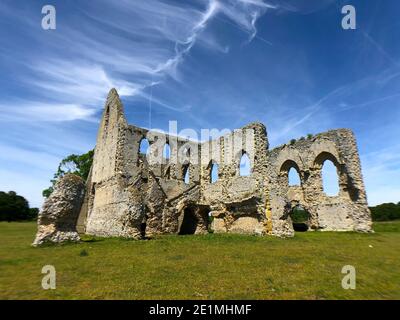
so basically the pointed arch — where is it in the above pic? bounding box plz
[288,167,301,186]
[210,162,219,183]
[239,152,251,176]
[139,138,149,155]
[280,159,302,187]
[163,143,171,160]
[314,152,341,197]
[183,165,190,184]
[322,160,340,196]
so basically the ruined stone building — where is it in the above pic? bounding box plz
[33,89,372,245]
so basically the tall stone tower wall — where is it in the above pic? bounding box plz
[83,89,144,238]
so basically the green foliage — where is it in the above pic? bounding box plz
[369,202,400,221]
[0,191,38,221]
[290,139,296,145]
[307,133,313,139]
[43,149,94,198]
[42,186,54,198]
[28,208,39,220]
[291,207,310,223]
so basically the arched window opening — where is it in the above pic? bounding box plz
[183,165,190,184]
[288,167,301,186]
[163,143,171,159]
[239,152,251,176]
[210,163,219,183]
[139,138,149,155]
[322,160,339,196]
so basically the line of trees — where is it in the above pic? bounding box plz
[0,191,39,222]
[369,202,400,221]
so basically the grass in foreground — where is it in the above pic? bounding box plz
[0,221,399,299]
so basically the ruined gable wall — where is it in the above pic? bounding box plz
[84,90,144,238]
[266,129,372,236]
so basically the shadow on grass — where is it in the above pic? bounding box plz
[80,235,104,243]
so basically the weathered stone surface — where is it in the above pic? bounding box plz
[266,130,373,234]
[63,88,372,240]
[32,174,85,246]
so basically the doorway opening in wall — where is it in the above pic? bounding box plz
[179,206,198,235]
[178,205,211,235]
[140,214,148,239]
[290,205,310,232]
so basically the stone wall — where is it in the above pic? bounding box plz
[69,88,373,240]
[198,122,268,234]
[266,130,372,237]
[82,89,202,238]
[33,174,85,246]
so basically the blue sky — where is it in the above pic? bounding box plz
[0,0,399,207]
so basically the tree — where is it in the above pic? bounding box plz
[369,202,400,221]
[28,208,39,220]
[0,191,31,221]
[42,150,94,198]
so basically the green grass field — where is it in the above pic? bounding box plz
[0,221,399,300]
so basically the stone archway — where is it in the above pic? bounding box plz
[289,204,311,232]
[178,204,210,235]
[179,207,198,234]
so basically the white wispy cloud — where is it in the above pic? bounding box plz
[0,0,282,209]
[27,61,141,104]
[0,0,280,122]
[0,102,97,122]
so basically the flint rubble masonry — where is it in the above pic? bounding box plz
[33,89,372,244]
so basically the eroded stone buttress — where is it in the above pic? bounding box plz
[32,174,85,246]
